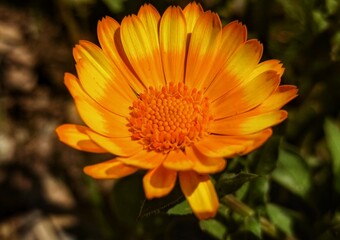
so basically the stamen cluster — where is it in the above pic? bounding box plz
[128,83,213,152]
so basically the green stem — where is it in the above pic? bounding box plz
[221,194,279,238]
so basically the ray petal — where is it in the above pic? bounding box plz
[179,171,219,220]
[86,130,143,157]
[143,164,177,199]
[195,135,246,158]
[186,147,226,174]
[64,73,131,137]
[183,2,204,34]
[160,6,187,84]
[84,159,138,179]
[56,124,107,153]
[116,150,166,169]
[212,71,280,119]
[121,7,165,87]
[73,41,136,114]
[185,12,222,89]
[205,40,263,101]
[254,85,298,113]
[97,16,145,93]
[163,149,194,170]
[210,110,288,135]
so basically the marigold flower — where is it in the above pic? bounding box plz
[56,2,297,220]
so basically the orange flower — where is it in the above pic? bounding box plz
[56,2,297,219]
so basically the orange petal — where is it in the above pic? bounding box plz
[210,110,288,135]
[218,21,247,64]
[86,130,143,157]
[121,10,165,87]
[56,124,107,153]
[73,41,136,115]
[237,128,273,155]
[116,150,166,169]
[64,73,131,138]
[183,2,204,34]
[179,171,219,220]
[195,135,246,158]
[160,6,187,84]
[212,71,280,119]
[185,11,222,89]
[206,40,263,101]
[186,147,226,174]
[163,150,194,170]
[97,16,145,93]
[255,85,298,113]
[249,59,285,79]
[84,159,138,179]
[143,164,177,199]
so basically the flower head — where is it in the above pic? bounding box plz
[56,2,297,219]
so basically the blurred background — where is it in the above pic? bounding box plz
[0,0,340,239]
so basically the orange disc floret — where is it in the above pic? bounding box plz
[128,82,213,152]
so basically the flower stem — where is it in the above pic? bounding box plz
[221,194,279,238]
[222,194,255,217]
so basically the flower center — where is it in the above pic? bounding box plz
[128,82,213,153]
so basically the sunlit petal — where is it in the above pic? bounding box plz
[56,124,107,153]
[84,159,138,179]
[160,6,187,84]
[179,171,219,220]
[143,164,177,199]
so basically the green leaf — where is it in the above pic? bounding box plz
[271,145,311,198]
[102,0,126,13]
[217,172,259,196]
[239,216,262,239]
[266,203,294,236]
[199,219,227,240]
[255,136,280,175]
[167,200,192,216]
[324,118,340,193]
[326,0,339,15]
[247,176,270,205]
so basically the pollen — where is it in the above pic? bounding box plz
[128,82,213,153]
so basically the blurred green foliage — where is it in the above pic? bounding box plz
[2,0,340,239]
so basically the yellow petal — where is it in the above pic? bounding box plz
[56,124,107,153]
[84,159,138,179]
[179,171,219,220]
[160,6,187,84]
[143,164,177,199]
[237,128,273,155]
[121,10,165,88]
[64,73,131,138]
[205,40,263,101]
[219,21,247,64]
[186,147,226,174]
[212,71,280,119]
[97,16,146,93]
[185,11,222,89]
[249,59,285,79]
[116,150,166,169]
[86,130,143,157]
[210,110,288,135]
[183,2,204,34]
[195,135,246,158]
[73,41,136,115]
[163,149,194,170]
[255,85,298,113]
